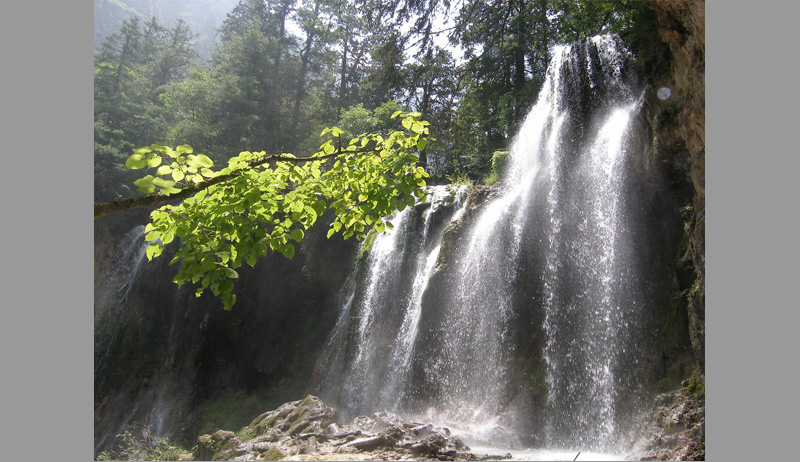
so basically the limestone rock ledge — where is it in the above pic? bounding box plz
[185,395,512,461]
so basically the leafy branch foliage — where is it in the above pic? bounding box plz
[125,111,430,310]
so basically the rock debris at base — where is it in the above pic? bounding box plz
[182,395,513,461]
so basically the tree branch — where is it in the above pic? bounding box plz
[94,146,380,220]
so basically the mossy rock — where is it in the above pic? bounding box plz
[194,430,243,461]
[244,395,338,439]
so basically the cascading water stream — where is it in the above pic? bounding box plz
[315,185,469,418]
[379,185,469,410]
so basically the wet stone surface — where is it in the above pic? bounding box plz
[188,395,513,461]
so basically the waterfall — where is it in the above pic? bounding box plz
[315,184,469,418]
[534,37,648,452]
[313,35,661,454]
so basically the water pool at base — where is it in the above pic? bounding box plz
[468,445,625,461]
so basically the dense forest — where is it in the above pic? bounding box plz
[95,0,665,203]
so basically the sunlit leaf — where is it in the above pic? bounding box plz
[196,154,214,168]
[146,242,162,261]
[146,153,162,168]
[133,175,156,194]
[126,154,147,169]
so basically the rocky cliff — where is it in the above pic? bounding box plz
[94,209,359,456]
[648,0,705,373]
[631,1,705,459]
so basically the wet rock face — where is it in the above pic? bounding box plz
[649,0,705,372]
[94,209,359,455]
[188,395,512,461]
[627,390,705,461]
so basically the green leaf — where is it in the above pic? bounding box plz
[279,243,295,260]
[172,169,185,182]
[133,175,156,194]
[176,144,193,155]
[156,165,171,176]
[153,177,176,188]
[417,138,427,151]
[291,228,304,242]
[219,279,234,293]
[196,154,214,168]
[161,230,175,244]
[159,184,180,195]
[222,293,236,311]
[186,156,202,168]
[126,154,147,169]
[201,257,215,271]
[146,243,162,261]
[246,254,258,267]
[146,153,162,168]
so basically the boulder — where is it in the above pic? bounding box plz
[244,395,339,439]
[194,430,244,461]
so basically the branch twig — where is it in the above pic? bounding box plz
[94,146,381,219]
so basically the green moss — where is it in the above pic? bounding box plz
[490,150,510,176]
[235,426,257,442]
[197,390,266,436]
[682,373,705,401]
[446,172,472,185]
[650,102,680,133]
[262,447,284,460]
